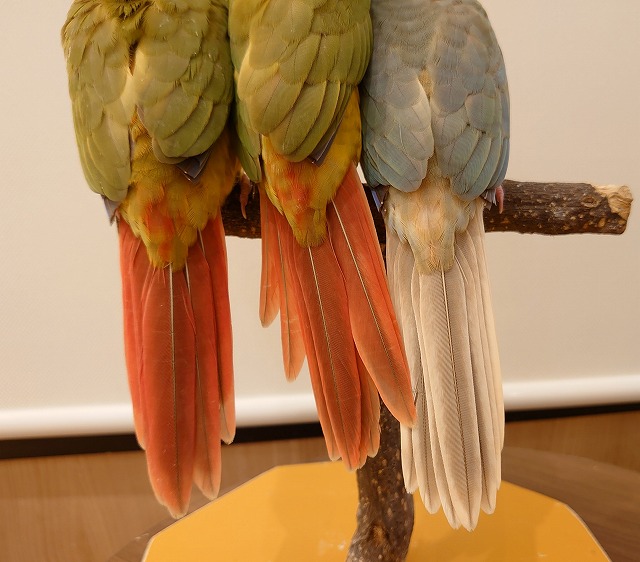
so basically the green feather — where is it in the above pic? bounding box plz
[231,0,372,161]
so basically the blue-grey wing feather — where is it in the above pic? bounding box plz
[429,2,509,198]
[361,47,434,192]
[361,0,509,199]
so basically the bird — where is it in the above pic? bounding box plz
[61,0,238,518]
[228,0,416,470]
[360,0,510,530]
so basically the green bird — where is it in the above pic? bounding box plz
[62,0,238,518]
[229,0,416,469]
[360,0,510,530]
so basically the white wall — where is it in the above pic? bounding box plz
[0,1,638,439]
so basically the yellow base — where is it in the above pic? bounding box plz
[143,462,609,561]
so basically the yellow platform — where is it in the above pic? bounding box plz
[143,462,609,561]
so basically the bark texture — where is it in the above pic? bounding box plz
[347,404,414,562]
[220,180,633,238]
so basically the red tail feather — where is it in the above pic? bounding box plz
[356,352,381,464]
[185,236,222,500]
[117,215,234,517]
[294,296,341,461]
[200,215,235,444]
[328,166,415,427]
[268,215,339,460]
[260,190,306,380]
[262,164,415,469]
[291,228,363,469]
[259,188,280,327]
[141,264,197,518]
[118,223,146,447]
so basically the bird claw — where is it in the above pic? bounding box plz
[238,174,253,220]
[496,185,504,214]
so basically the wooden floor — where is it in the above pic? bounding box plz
[1,409,638,562]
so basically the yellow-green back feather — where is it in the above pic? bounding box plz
[62,0,234,201]
[231,0,372,163]
[62,0,143,201]
[134,0,233,162]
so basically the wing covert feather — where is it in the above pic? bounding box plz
[428,2,509,198]
[361,0,509,199]
[135,0,233,162]
[64,0,234,198]
[62,1,136,201]
[233,0,372,162]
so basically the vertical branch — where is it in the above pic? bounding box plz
[347,403,414,562]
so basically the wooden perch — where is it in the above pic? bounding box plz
[485,181,632,235]
[218,178,632,562]
[220,179,632,239]
[347,403,414,562]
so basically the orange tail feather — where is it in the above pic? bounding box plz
[259,188,280,327]
[260,189,306,380]
[356,352,381,464]
[262,165,415,469]
[185,232,221,500]
[269,209,338,460]
[118,215,234,517]
[328,166,416,427]
[118,224,147,448]
[291,283,340,462]
[200,215,235,444]
[270,204,362,469]
[140,261,197,518]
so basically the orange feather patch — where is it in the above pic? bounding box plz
[117,214,234,518]
[328,167,415,427]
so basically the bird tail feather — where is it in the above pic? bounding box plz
[118,215,234,518]
[388,201,503,530]
[262,164,415,469]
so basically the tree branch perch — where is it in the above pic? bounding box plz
[220,179,632,239]
[485,181,632,235]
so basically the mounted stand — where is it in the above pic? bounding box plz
[220,178,632,562]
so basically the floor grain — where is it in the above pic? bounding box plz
[0,438,329,562]
[1,409,638,562]
[504,409,640,472]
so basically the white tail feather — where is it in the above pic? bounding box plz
[388,230,419,494]
[412,263,463,527]
[388,202,503,531]
[470,211,504,450]
[455,229,499,513]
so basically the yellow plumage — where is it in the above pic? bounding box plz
[261,90,362,246]
[119,114,239,269]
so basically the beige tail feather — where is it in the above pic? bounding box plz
[470,209,504,451]
[388,204,503,531]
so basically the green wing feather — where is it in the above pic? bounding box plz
[62,0,234,199]
[134,0,233,162]
[231,0,372,162]
[62,0,140,202]
[229,0,262,181]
